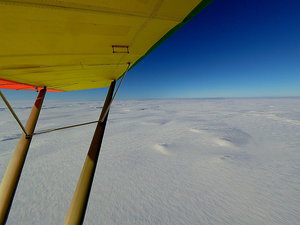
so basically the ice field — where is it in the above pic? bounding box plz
[0,98,300,225]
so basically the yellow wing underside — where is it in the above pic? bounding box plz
[0,0,205,91]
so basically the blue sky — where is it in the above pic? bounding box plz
[2,0,300,100]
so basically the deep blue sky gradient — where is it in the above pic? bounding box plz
[2,0,300,100]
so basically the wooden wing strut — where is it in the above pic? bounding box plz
[64,80,116,225]
[0,88,47,224]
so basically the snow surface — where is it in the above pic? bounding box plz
[0,98,300,225]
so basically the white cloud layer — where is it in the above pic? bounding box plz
[1,98,299,225]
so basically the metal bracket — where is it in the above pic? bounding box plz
[112,45,129,54]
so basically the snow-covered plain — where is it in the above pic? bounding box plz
[0,98,299,225]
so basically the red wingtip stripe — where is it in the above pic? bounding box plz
[0,79,63,92]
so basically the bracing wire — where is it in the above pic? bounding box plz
[0,90,29,136]
[32,62,131,136]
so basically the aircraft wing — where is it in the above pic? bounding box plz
[0,0,212,91]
